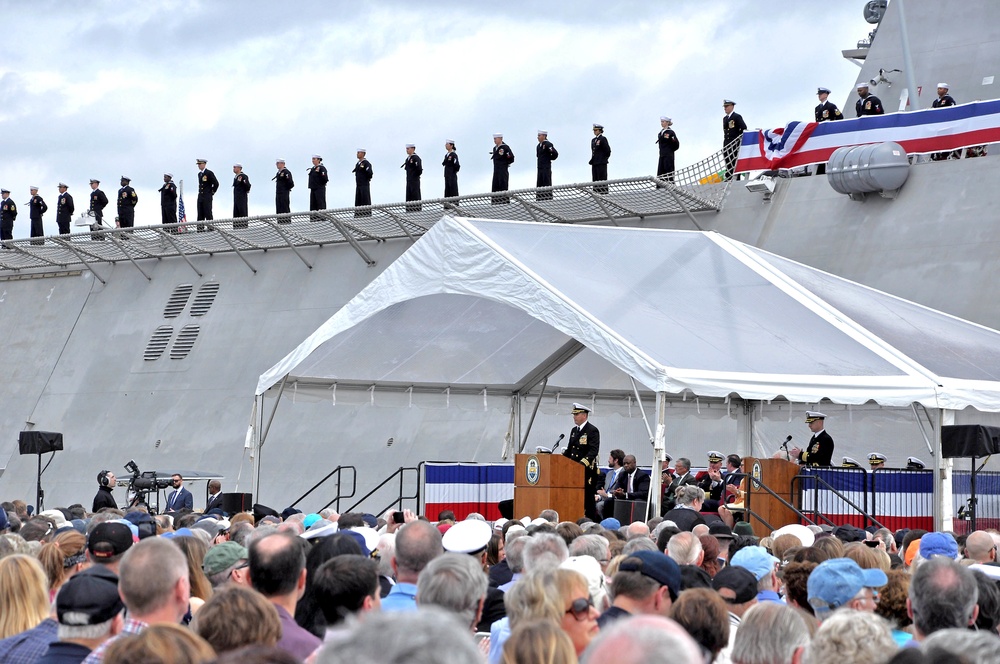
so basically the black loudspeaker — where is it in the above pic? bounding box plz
[222,492,253,515]
[18,431,64,455]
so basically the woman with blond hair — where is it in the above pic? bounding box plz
[501,620,576,664]
[0,554,50,639]
[37,529,87,600]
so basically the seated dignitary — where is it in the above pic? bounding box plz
[662,457,697,512]
[663,485,707,532]
[697,451,728,511]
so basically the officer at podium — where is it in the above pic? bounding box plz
[564,403,601,520]
[790,411,835,466]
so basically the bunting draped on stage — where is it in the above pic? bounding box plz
[735,99,1000,172]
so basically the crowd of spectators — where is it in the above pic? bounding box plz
[2,496,1000,663]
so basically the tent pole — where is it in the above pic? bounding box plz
[254,376,288,504]
[649,392,667,517]
[935,408,955,532]
[519,378,548,453]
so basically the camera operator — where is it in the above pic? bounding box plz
[93,470,118,512]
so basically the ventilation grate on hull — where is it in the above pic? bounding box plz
[164,284,194,318]
[144,326,174,361]
[190,283,220,317]
[170,325,201,359]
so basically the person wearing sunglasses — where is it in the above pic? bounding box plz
[560,571,600,658]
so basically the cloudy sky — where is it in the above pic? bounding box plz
[0,1,872,236]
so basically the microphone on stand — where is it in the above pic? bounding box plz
[781,435,792,461]
[781,435,792,448]
[552,433,565,453]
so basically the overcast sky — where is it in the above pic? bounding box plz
[0,1,872,237]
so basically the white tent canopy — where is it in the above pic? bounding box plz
[257,217,1000,412]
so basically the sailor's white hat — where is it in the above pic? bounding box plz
[442,519,492,554]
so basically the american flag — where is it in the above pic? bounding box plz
[178,192,187,224]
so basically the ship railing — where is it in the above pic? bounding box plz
[0,168,733,279]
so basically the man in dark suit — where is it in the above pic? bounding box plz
[165,473,194,512]
[196,159,220,231]
[596,449,625,518]
[403,144,422,212]
[535,130,558,200]
[790,411,835,466]
[205,480,224,513]
[722,100,747,180]
[563,402,601,521]
[662,457,697,513]
[274,159,294,217]
[590,124,611,193]
[613,455,650,502]
[55,183,74,235]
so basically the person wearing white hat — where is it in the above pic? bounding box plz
[195,158,220,231]
[159,173,177,226]
[535,130,558,200]
[855,83,884,117]
[442,140,460,198]
[0,188,16,241]
[490,133,514,205]
[308,155,328,213]
[868,452,887,469]
[933,83,956,108]
[590,124,611,193]
[232,163,251,226]
[564,403,602,521]
[722,101,746,180]
[55,182,74,235]
[273,159,294,217]
[28,185,48,244]
[402,144,422,213]
[353,149,373,216]
[814,87,844,123]
[89,179,109,240]
[656,117,679,181]
[907,456,926,470]
[790,411,835,467]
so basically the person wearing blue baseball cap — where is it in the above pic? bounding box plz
[807,557,887,619]
[730,545,782,603]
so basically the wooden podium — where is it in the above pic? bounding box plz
[740,457,801,538]
[514,454,585,522]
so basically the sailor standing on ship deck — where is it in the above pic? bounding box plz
[232,164,251,228]
[490,133,514,205]
[28,186,47,245]
[590,124,611,193]
[353,149,373,217]
[89,179,108,240]
[536,131,557,201]
[274,159,294,219]
[855,84,884,117]
[403,144,422,212]
[814,88,843,174]
[443,141,460,198]
[722,101,746,181]
[656,117,679,181]
[0,189,16,241]
[55,183,74,235]
[159,174,177,226]
[308,155,328,212]
[196,158,220,231]
[117,176,137,229]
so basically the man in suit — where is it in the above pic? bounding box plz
[535,130,558,200]
[596,449,625,518]
[205,480,224,513]
[353,149,373,217]
[722,100,747,180]
[165,473,193,512]
[563,402,601,521]
[590,124,611,193]
[662,457,697,514]
[55,183,74,235]
[613,455,650,503]
[196,158,220,231]
[273,159,294,218]
[790,411,835,467]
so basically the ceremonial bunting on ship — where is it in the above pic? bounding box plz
[735,99,1000,172]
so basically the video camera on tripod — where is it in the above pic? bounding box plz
[122,460,171,511]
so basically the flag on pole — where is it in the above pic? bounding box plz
[178,180,187,232]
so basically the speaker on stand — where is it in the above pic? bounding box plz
[18,431,64,512]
